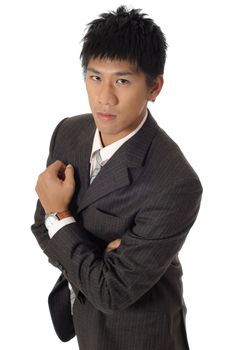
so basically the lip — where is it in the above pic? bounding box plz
[97,112,116,121]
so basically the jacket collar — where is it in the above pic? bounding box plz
[77,110,159,213]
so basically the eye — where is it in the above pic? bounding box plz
[116,79,130,85]
[90,75,101,82]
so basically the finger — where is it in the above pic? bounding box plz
[48,161,66,180]
[105,245,114,253]
[105,239,122,253]
[112,238,121,247]
[64,164,74,182]
[49,160,66,171]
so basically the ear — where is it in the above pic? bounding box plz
[147,75,164,102]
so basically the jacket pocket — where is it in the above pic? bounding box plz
[82,206,132,241]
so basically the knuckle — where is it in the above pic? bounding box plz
[38,173,45,181]
[54,160,64,167]
[35,183,39,193]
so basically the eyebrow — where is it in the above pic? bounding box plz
[86,67,137,76]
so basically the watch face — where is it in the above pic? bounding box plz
[45,213,58,229]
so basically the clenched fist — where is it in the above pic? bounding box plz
[35,160,75,214]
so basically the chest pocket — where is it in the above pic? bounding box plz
[82,206,133,242]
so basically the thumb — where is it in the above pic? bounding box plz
[64,164,74,182]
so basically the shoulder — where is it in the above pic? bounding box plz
[50,113,95,143]
[64,113,94,127]
[48,113,95,160]
[146,117,202,188]
[56,113,95,135]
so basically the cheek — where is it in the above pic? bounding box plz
[126,94,148,112]
[124,87,148,104]
[87,92,97,109]
[86,84,95,101]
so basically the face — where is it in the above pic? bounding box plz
[85,58,163,146]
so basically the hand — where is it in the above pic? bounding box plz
[35,160,75,214]
[105,239,122,253]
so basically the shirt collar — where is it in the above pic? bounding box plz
[90,110,148,165]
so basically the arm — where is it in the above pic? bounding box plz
[33,163,202,314]
[31,116,120,254]
[31,118,68,250]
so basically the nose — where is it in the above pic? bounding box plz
[98,83,118,106]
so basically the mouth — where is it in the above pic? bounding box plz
[97,112,116,121]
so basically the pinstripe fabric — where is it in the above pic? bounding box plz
[31,111,203,349]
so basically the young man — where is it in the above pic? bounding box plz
[31,6,202,350]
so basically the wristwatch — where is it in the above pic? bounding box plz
[45,210,72,230]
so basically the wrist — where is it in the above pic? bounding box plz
[56,210,72,219]
[45,210,73,230]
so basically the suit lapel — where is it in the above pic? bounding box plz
[77,111,159,213]
[78,148,130,213]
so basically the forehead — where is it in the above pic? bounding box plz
[87,57,140,76]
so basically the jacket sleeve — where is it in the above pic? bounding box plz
[41,176,203,314]
[31,118,68,251]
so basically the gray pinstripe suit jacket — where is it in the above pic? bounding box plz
[31,111,202,350]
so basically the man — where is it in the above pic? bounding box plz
[31,6,203,350]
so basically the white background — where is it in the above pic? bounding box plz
[0,1,233,349]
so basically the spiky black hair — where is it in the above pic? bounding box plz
[80,6,167,86]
